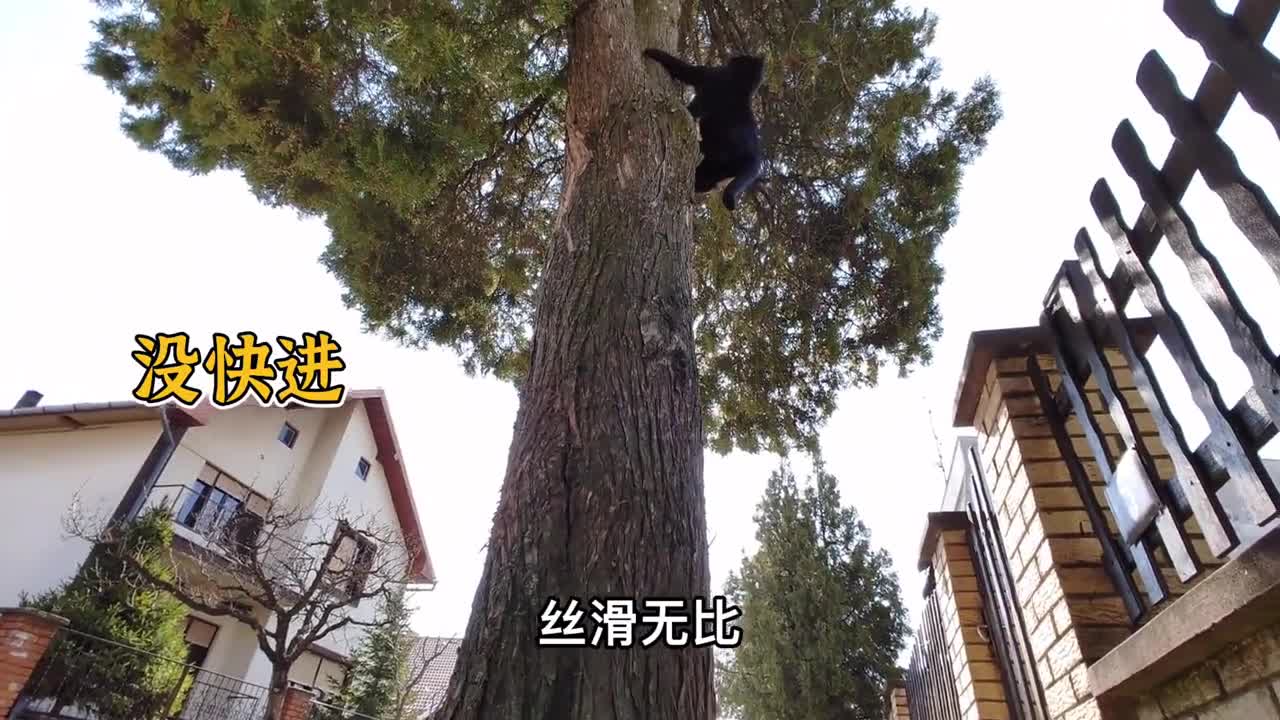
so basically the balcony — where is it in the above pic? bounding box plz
[145,482,264,559]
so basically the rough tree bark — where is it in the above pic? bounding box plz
[433,0,713,718]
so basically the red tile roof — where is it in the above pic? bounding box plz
[347,389,435,585]
[405,636,461,718]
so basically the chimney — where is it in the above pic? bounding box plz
[13,390,42,409]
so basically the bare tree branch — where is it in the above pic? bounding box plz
[64,480,420,720]
[396,635,458,720]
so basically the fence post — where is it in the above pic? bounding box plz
[885,678,911,720]
[0,608,68,718]
[970,349,1152,720]
[280,686,315,720]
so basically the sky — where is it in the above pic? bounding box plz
[2,0,1279,671]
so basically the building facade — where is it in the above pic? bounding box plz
[0,388,435,701]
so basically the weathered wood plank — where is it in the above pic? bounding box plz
[1028,355,1146,623]
[1071,228,1244,556]
[1112,121,1280,425]
[1164,0,1280,138]
[1108,0,1279,313]
[1091,179,1280,532]
[1040,307,1169,606]
[1050,2,1280,433]
[1052,274,1165,543]
[1139,51,1280,284]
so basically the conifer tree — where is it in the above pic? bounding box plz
[84,1,998,716]
[716,464,909,720]
[23,508,191,719]
[333,586,415,720]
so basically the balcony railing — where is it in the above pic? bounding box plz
[145,483,263,558]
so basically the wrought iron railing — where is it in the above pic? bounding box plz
[13,625,269,720]
[905,574,964,720]
[145,483,263,558]
[959,441,1049,720]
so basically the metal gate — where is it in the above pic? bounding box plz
[905,570,965,720]
[12,625,269,720]
[960,440,1050,720]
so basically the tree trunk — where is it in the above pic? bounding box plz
[433,1,712,719]
[265,665,290,720]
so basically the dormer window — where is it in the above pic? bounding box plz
[355,457,371,482]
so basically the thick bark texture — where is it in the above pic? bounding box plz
[433,1,712,718]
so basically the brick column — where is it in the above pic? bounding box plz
[925,515,1012,720]
[885,678,910,720]
[0,608,68,717]
[972,353,1131,720]
[280,686,315,720]
[965,343,1218,720]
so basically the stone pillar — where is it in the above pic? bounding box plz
[0,608,68,717]
[921,512,1012,720]
[885,678,910,720]
[971,352,1137,720]
[280,686,315,720]
[963,329,1235,720]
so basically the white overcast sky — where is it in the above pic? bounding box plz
[3,0,1279,660]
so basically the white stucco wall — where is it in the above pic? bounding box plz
[190,610,263,682]
[0,420,161,606]
[2,399,416,697]
[174,404,331,498]
[146,399,413,685]
[302,400,409,658]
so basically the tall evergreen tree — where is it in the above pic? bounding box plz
[22,508,192,719]
[83,1,998,716]
[333,586,415,720]
[716,464,909,720]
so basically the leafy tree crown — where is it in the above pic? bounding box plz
[87,0,999,453]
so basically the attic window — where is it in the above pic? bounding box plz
[355,457,371,482]
[278,422,299,449]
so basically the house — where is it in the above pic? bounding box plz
[0,388,436,705]
[405,635,462,719]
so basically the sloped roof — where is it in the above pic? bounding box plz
[193,388,435,584]
[405,636,461,719]
[347,389,435,585]
[0,400,204,433]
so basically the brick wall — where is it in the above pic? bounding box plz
[973,353,1143,720]
[968,348,1231,720]
[280,686,315,720]
[0,608,68,717]
[1132,618,1280,719]
[886,681,910,720]
[929,522,1011,720]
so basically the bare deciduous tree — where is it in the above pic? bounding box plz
[67,482,424,720]
[395,636,457,720]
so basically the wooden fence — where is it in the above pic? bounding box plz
[905,0,1280,715]
[1040,0,1280,620]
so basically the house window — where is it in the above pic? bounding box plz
[355,457,371,482]
[177,480,244,539]
[182,617,219,668]
[174,465,268,556]
[278,422,299,448]
[326,521,377,603]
